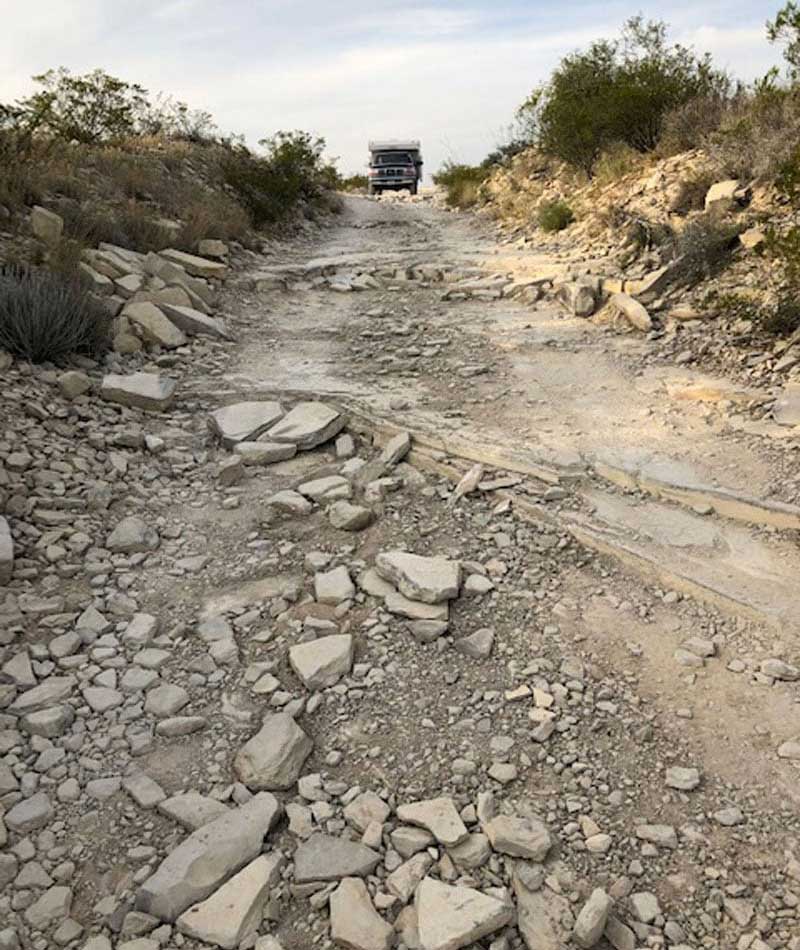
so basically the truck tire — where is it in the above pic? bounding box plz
[368,184,381,197]
[410,183,418,196]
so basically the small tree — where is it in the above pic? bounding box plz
[12,68,149,143]
[768,2,800,77]
[518,18,729,174]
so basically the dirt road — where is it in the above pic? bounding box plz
[2,194,800,950]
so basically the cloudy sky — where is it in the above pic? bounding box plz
[0,1,785,178]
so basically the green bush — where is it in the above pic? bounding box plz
[759,300,800,335]
[433,163,487,208]
[537,200,574,232]
[222,131,338,227]
[340,174,368,192]
[593,142,643,182]
[517,17,729,174]
[0,265,109,362]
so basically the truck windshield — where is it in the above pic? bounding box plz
[373,152,413,165]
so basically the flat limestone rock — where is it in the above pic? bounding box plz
[101,373,177,412]
[160,247,227,279]
[293,834,380,883]
[9,676,76,714]
[513,871,572,950]
[176,852,283,949]
[396,798,468,847]
[774,383,800,427]
[315,566,355,605]
[157,302,232,340]
[485,815,552,861]
[209,402,285,448]
[123,301,186,349]
[235,441,297,465]
[415,878,514,950]
[375,551,460,604]
[289,634,354,689]
[330,877,393,950]
[158,792,230,830]
[384,590,448,622]
[573,888,612,949]
[136,792,281,922]
[358,569,396,598]
[297,475,352,502]
[609,292,652,332]
[234,713,313,790]
[0,516,14,585]
[266,401,345,449]
[328,501,373,531]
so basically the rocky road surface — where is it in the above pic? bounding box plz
[1,194,799,950]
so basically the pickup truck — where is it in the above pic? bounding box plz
[367,140,423,196]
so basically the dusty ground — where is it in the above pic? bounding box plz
[1,194,800,950]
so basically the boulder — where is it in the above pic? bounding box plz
[158,793,230,831]
[31,206,63,243]
[665,766,701,791]
[454,628,494,659]
[157,302,232,340]
[58,370,91,399]
[380,431,411,466]
[396,798,468,847]
[375,551,460,604]
[556,278,597,317]
[266,490,313,515]
[485,815,552,861]
[328,501,373,531]
[123,302,187,349]
[234,713,313,790]
[289,634,354,689]
[5,792,53,833]
[330,878,393,950]
[609,293,652,332]
[297,475,352,502]
[209,402,285,448]
[198,239,228,259]
[101,373,177,412]
[344,791,391,833]
[384,590,449,621]
[266,401,345,449]
[315,566,355,605]
[514,869,573,950]
[9,676,76,714]
[136,792,281,922]
[293,834,380,883]
[0,517,12,585]
[573,888,612,948]
[415,878,514,950]
[176,852,283,949]
[106,517,160,554]
[160,248,227,279]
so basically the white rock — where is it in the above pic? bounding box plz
[485,815,552,861]
[209,402,285,448]
[234,441,297,465]
[315,566,355,605]
[31,206,63,243]
[330,877,393,950]
[289,634,354,689]
[415,878,513,950]
[573,888,612,948]
[136,793,281,922]
[0,517,13,585]
[101,372,177,412]
[266,401,345,449]
[234,713,313,790]
[375,551,460,604]
[396,798,468,846]
[160,248,227,279]
[176,852,283,949]
[123,302,186,349]
[157,302,232,339]
[106,517,159,554]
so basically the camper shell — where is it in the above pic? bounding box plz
[368,139,423,195]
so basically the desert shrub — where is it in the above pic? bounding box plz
[0,264,109,362]
[517,17,729,174]
[707,83,800,179]
[670,171,717,214]
[340,174,368,192]
[759,300,800,335]
[765,225,800,285]
[59,199,172,252]
[593,142,643,183]
[222,131,338,227]
[537,199,574,232]
[433,163,487,208]
[658,93,731,154]
[668,213,739,282]
[175,192,251,249]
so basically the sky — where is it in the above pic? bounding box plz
[0,1,786,179]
